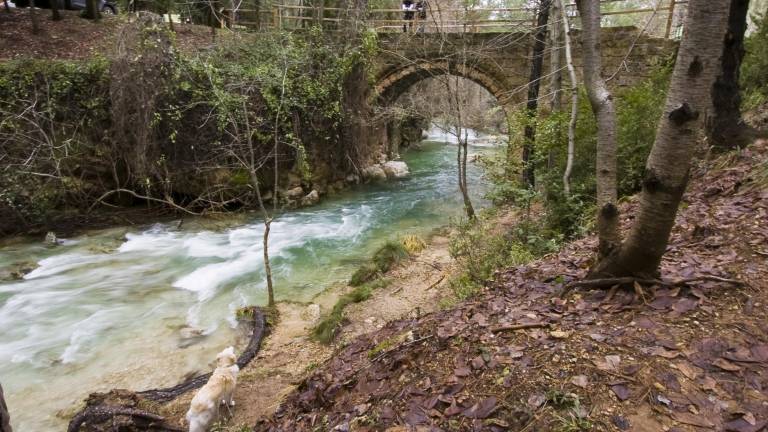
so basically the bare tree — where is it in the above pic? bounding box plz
[590,0,730,278]
[0,383,9,432]
[51,0,61,21]
[706,0,754,149]
[30,0,41,34]
[576,0,620,260]
[521,0,551,188]
[84,0,101,19]
[559,0,577,196]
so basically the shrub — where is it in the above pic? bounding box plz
[349,263,380,286]
[312,279,390,343]
[372,241,410,272]
[742,11,768,110]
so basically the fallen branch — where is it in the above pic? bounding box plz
[67,406,182,432]
[490,322,551,332]
[139,306,268,402]
[560,274,746,298]
[88,188,201,216]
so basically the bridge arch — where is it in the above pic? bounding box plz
[373,60,514,110]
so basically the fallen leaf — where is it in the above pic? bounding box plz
[713,358,742,372]
[594,355,622,370]
[454,367,472,377]
[673,361,700,380]
[550,330,570,339]
[724,418,767,432]
[648,346,680,359]
[527,393,545,409]
[672,411,715,428]
[462,397,497,419]
[571,375,589,388]
[611,384,631,401]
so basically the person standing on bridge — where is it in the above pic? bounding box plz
[415,0,427,33]
[402,0,414,33]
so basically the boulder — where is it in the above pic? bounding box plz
[382,161,410,179]
[286,186,304,200]
[345,174,360,184]
[361,165,387,182]
[301,304,321,325]
[301,190,320,206]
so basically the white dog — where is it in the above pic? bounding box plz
[186,346,239,432]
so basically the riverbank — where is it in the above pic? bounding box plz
[150,227,464,429]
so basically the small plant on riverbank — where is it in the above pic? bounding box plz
[313,278,391,343]
[400,234,426,254]
[445,210,561,304]
[349,240,410,286]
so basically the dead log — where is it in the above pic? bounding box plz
[67,307,268,431]
[1,382,11,432]
[67,406,181,432]
[138,306,268,402]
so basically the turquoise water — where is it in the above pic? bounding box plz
[0,136,498,431]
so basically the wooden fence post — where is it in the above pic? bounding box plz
[664,0,676,38]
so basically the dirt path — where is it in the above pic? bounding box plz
[157,233,459,430]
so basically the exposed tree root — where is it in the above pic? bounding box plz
[140,306,268,402]
[559,274,746,298]
[67,307,268,431]
[67,406,182,432]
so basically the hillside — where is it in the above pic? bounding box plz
[258,140,768,431]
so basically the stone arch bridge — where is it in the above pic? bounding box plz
[372,27,678,111]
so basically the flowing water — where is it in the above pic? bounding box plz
[0,132,501,431]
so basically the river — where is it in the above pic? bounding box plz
[0,130,501,430]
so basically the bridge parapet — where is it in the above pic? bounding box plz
[372,27,678,110]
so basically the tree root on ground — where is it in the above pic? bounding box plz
[67,307,268,431]
[559,274,746,298]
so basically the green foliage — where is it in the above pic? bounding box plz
[349,240,410,286]
[372,241,409,272]
[448,212,560,296]
[742,11,768,110]
[312,278,390,343]
[500,61,673,237]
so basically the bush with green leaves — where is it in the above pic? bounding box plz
[742,11,768,110]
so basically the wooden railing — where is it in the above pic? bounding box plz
[222,0,688,38]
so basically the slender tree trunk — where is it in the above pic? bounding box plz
[576,0,620,260]
[84,0,100,19]
[30,0,40,34]
[3,0,10,13]
[548,0,562,112]
[51,0,61,21]
[706,0,753,150]
[521,0,551,188]
[591,0,730,278]
[0,383,10,432]
[168,10,175,31]
[560,0,577,196]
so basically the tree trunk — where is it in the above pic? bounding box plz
[3,0,10,13]
[592,0,730,278]
[576,0,620,260]
[706,0,753,150]
[548,0,562,112]
[521,0,551,188]
[559,0,578,196]
[51,0,61,20]
[84,0,100,19]
[0,383,11,432]
[30,0,40,34]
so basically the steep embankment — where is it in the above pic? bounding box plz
[258,140,768,431]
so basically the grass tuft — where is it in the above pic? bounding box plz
[312,279,390,344]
